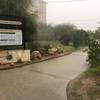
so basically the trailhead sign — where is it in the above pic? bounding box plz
[0,16,24,46]
[0,29,22,46]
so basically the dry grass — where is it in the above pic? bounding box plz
[71,73,100,100]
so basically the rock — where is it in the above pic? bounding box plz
[48,47,58,55]
[10,62,15,66]
[31,51,42,59]
[58,49,63,54]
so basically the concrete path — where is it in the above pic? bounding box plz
[0,51,88,100]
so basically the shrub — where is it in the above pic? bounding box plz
[27,42,41,52]
[88,66,100,75]
[87,37,100,67]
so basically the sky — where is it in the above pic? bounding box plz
[44,0,100,30]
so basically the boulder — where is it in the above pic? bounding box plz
[31,51,42,60]
[48,47,58,55]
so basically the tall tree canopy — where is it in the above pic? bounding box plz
[0,0,36,42]
[54,24,76,45]
[72,29,89,48]
[37,24,55,41]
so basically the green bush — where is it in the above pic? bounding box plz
[88,66,100,75]
[27,42,41,52]
[27,41,52,55]
[87,36,100,67]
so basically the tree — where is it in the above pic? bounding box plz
[72,29,89,48]
[37,24,55,41]
[0,0,37,43]
[54,24,76,45]
[95,27,100,39]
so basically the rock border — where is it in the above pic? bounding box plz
[0,52,72,70]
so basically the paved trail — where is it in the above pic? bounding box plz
[0,51,88,100]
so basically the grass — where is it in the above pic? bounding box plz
[87,67,100,76]
[87,86,100,99]
[70,70,100,100]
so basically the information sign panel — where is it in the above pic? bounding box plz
[0,29,22,46]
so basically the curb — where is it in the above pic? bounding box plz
[33,52,71,63]
[66,73,85,100]
[66,79,75,100]
[0,52,72,70]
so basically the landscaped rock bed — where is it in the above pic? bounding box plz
[0,45,76,70]
[0,52,71,70]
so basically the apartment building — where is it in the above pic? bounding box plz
[33,0,46,24]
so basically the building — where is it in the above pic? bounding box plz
[33,0,46,24]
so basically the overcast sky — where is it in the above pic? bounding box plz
[44,0,100,30]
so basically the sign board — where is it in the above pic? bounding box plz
[0,20,22,25]
[0,29,22,46]
[0,16,24,46]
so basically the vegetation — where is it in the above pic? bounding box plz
[37,24,55,41]
[70,73,100,100]
[73,29,89,48]
[87,27,100,75]
[54,24,76,45]
[36,23,89,52]
[87,32,100,67]
[69,28,100,100]
[27,41,76,54]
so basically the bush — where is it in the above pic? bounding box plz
[27,41,52,55]
[87,36,100,67]
[27,42,41,52]
[88,66,100,75]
